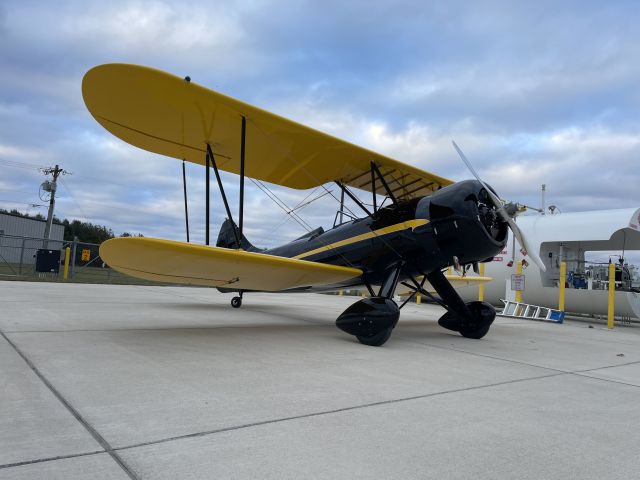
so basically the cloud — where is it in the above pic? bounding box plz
[1,0,639,252]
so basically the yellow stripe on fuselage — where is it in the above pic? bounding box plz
[293,219,428,260]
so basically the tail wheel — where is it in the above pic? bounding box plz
[231,296,242,308]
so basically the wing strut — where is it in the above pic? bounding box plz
[182,160,190,243]
[239,116,246,241]
[201,117,247,249]
[205,151,211,245]
[207,143,241,248]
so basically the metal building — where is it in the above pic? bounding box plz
[0,213,65,264]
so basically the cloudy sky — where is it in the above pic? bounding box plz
[1,0,639,249]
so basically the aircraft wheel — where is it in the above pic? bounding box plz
[459,301,495,339]
[231,296,242,308]
[336,297,399,347]
[356,327,394,347]
[459,323,491,339]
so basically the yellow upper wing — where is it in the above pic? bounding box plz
[100,237,362,290]
[83,63,453,199]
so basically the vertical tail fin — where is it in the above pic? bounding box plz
[216,219,263,252]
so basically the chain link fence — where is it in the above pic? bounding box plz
[0,233,163,285]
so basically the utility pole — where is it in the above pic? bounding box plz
[41,164,67,248]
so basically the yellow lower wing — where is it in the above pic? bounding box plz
[100,237,362,290]
[445,274,493,285]
[395,274,493,295]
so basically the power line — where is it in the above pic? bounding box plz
[0,158,48,171]
[0,199,44,206]
[58,177,89,222]
[0,188,38,195]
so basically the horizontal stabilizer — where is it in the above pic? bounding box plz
[100,237,362,291]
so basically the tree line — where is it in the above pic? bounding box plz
[0,208,142,244]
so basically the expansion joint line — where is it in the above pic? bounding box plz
[111,371,566,453]
[0,332,139,479]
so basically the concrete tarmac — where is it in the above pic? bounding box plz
[1,281,639,479]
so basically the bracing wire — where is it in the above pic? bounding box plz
[249,178,314,232]
[244,117,411,265]
[242,119,412,266]
[264,186,329,239]
[247,178,359,269]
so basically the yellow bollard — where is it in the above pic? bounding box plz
[361,290,366,298]
[515,260,523,303]
[63,246,71,281]
[558,261,566,311]
[416,294,421,305]
[339,290,343,296]
[478,263,485,302]
[608,262,615,329]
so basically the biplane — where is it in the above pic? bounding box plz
[82,63,545,346]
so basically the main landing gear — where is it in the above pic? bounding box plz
[336,297,399,346]
[424,269,496,339]
[336,266,496,347]
[437,300,496,339]
[336,263,402,347]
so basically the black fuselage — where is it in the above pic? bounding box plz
[258,180,508,291]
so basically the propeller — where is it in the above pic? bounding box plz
[452,140,546,272]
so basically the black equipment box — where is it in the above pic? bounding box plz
[35,249,61,273]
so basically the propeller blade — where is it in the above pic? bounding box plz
[452,140,484,184]
[451,140,546,272]
[452,141,508,218]
[502,214,546,272]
